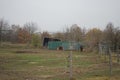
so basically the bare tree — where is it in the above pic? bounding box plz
[0,18,9,30]
[70,24,83,42]
[103,23,120,51]
[24,22,37,35]
[0,18,9,44]
[53,32,64,41]
[10,24,20,43]
[103,23,114,44]
[23,22,38,46]
[64,24,83,42]
[85,28,102,52]
[63,27,70,41]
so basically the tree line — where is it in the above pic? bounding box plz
[0,18,120,51]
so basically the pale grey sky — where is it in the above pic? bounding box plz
[0,0,120,32]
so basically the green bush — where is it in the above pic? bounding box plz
[31,34,41,48]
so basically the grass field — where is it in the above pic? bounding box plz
[0,45,120,80]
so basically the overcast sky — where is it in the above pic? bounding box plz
[0,0,120,32]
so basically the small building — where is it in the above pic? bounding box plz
[43,37,60,47]
[48,41,83,51]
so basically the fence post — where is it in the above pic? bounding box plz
[0,30,2,47]
[108,47,112,76]
[117,49,120,63]
[69,50,73,80]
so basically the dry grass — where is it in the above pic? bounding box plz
[0,46,120,80]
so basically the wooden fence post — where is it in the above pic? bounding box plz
[108,47,112,76]
[117,49,120,63]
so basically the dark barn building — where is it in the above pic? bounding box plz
[43,37,60,47]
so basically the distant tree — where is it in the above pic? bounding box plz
[24,22,37,35]
[64,24,83,42]
[0,18,9,30]
[0,18,9,44]
[114,27,120,51]
[63,27,70,41]
[17,28,31,43]
[103,23,120,51]
[53,32,64,41]
[71,24,83,42]
[10,24,20,43]
[103,23,114,43]
[23,22,38,46]
[85,28,102,51]
[41,31,51,42]
[31,34,41,47]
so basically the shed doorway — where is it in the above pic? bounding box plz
[57,46,63,50]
